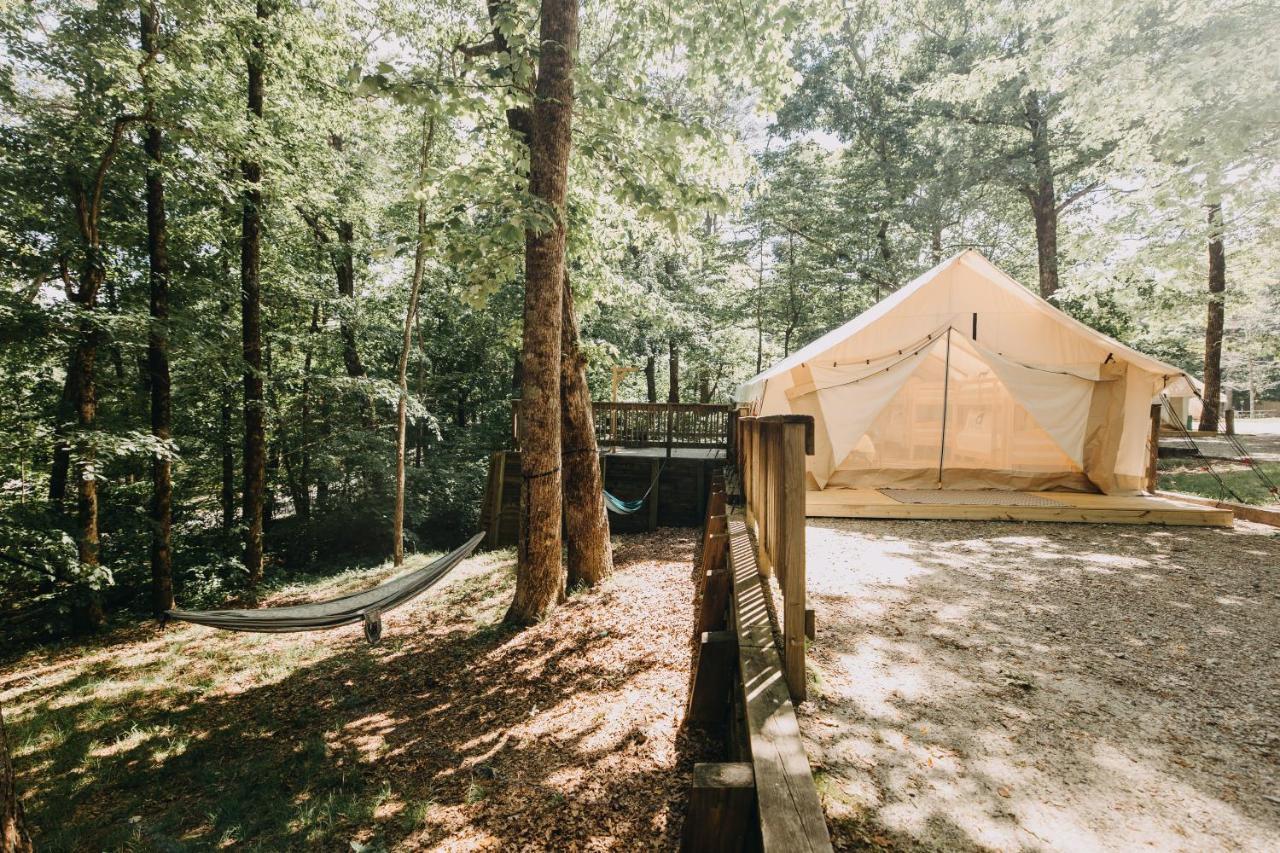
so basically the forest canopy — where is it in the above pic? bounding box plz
[1,0,1276,637]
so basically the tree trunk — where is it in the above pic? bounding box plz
[505,0,578,626]
[644,353,656,402]
[561,269,612,589]
[142,0,173,615]
[0,701,32,853]
[930,218,943,265]
[698,370,711,404]
[293,303,319,523]
[241,0,268,585]
[49,370,73,507]
[667,338,679,403]
[220,376,235,531]
[68,261,104,631]
[1024,92,1060,300]
[1200,201,1226,432]
[394,115,436,567]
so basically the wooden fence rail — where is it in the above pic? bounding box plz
[735,413,814,702]
[592,402,733,450]
[683,464,832,852]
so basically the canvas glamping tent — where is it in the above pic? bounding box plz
[736,250,1196,496]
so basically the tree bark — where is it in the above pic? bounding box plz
[644,353,656,402]
[1024,92,1060,300]
[62,116,134,632]
[241,0,268,585]
[667,338,679,403]
[1200,201,1226,432]
[505,0,578,626]
[0,701,32,853]
[142,0,173,615]
[561,269,612,588]
[394,114,437,566]
[49,370,73,507]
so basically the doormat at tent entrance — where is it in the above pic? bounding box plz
[879,489,1068,508]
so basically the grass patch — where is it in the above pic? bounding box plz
[1158,459,1280,505]
[4,548,517,852]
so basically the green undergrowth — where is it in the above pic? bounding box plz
[5,548,516,852]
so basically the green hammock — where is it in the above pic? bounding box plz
[603,461,664,515]
[166,532,485,644]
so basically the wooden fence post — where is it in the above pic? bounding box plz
[780,419,807,703]
[1147,402,1162,493]
[680,762,755,853]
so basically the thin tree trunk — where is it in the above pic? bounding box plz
[49,370,73,507]
[294,302,319,522]
[561,269,612,588]
[241,0,268,585]
[1024,92,1060,300]
[930,218,943,265]
[644,353,656,402]
[0,701,32,853]
[63,116,134,633]
[506,0,578,626]
[142,0,173,615]
[667,338,679,403]
[1200,201,1226,432]
[394,114,437,566]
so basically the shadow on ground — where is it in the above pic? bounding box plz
[799,519,1280,852]
[3,531,714,851]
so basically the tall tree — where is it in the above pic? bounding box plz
[63,116,137,631]
[561,270,612,588]
[141,0,174,614]
[0,701,32,853]
[394,113,437,566]
[1200,202,1226,431]
[241,0,269,585]
[506,0,578,625]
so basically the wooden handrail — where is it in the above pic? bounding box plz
[592,401,733,450]
[735,414,814,703]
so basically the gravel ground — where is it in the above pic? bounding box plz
[798,518,1280,852]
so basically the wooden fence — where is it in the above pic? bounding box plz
[592,402,734,451]
[735,413,814,701]
[683,460,832,852]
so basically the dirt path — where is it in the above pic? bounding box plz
[799,518,1280,852]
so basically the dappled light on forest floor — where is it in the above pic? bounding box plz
[801,519,1280,852]
[0,531,714,851]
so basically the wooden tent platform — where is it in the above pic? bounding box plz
[806,488,1233,527]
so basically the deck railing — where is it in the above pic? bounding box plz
[735,413,814,701]
[592,402,734,451]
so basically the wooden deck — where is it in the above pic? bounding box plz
[806,488,1233,527]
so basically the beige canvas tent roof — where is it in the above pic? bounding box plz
[735,250,1195,495]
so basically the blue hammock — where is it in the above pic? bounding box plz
[604,492,647,515]
[603,460,665,515]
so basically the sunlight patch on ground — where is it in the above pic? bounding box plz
[801,517,1280,852]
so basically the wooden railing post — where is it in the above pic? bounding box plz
[779,419,807,703]
[1147,402,1162,493]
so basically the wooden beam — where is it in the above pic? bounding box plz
[697,569,731,635]
[780,422,807,703]
[484,451,507,549]
[687,630,737,726]
[1147,402,1162,492]
[680,762,756,853]
[648,458,661,532]
[729,519,833,853]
